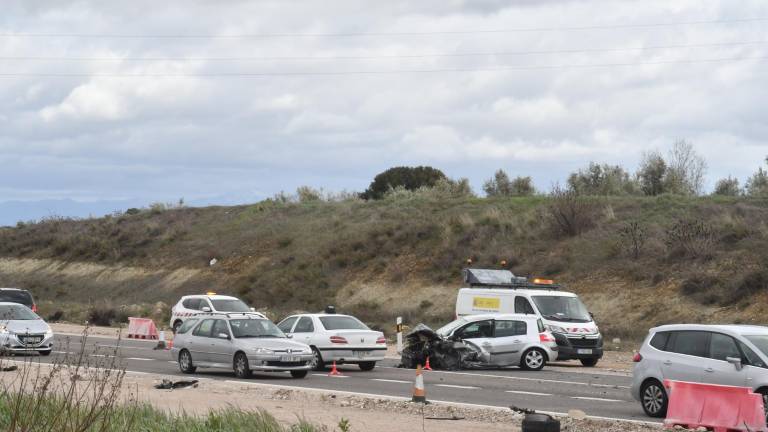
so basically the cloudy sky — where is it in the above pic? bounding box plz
[1,0,767,224]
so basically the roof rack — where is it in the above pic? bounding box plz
[462,268,561,291]
[193,311,267,319]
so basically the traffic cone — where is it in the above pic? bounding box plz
[154,331,167,350]
[424,357,433,371]
[328,361,343,376]
[166,338,173,351]
[412,364,427,403]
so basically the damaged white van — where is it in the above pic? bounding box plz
[455,269,603,367]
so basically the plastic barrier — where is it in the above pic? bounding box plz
[664,380,767,432]
[126,317,159,340]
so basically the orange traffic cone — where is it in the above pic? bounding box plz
[412,364,427,403]
[328,361,343,376]
[424,357,433,371]
[166,339,173,351]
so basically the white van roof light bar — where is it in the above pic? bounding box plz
[462,268,560,290]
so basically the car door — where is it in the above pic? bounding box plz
[190,319,215,364]
[208,319,234,366]
[663,330,709,383]
[489,320,528,366]
[704,332,748,386]
[292,316,315,346]
[454,319,494,357]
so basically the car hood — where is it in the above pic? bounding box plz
[2,319,50,334]
[233,337,310,351]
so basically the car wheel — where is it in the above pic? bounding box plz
[178,349,197,374]
[290,370,308,379]
[358,361,376,371]
[172,320,182,334]
[640,379,668,418]
[311,347,325,371]
[757,389,768,425]
[520,348,546,371]
[38,350,51,357]
[233,352,252,379]
[580,358,599,367]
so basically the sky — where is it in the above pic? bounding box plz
[1,0,767,225]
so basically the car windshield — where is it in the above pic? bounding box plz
[319,316,368,330]
[0,291,33,307]
[0,304,39,320]
[210,299,251,312]
[531,296,591,322]
[229,319,285,338]
[745,335,768,358]
[436,318,468,337]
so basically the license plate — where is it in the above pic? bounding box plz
[353,351,371,357]
[25,337,42,344]
[577,349,593,355]
[280,356,300,362]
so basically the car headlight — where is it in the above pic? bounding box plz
[45,329,54,337]
[253,348,274,354]
[547,324,567,334]
[0,325,8,335]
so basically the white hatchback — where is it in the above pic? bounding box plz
[170,293,260,333]
[631,324,768,418]
[276,313,386,371]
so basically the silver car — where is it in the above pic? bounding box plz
[631,324,768,418]
[0,302,54,355]
[436,313,558,371]
[171,313,313,379]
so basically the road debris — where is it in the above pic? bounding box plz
[153,379,199,390]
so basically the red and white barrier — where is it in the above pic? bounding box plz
[664,380,767,432]
[126,317,159,340]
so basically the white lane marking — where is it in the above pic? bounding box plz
[126,370,148,375]
[371,379,410,384]
[125,357,153,361]
[168,361,178,364]
[89,354,115,358]
[435,384,480,390]
[505,390,552,396]
[378,366,630,389]
[312,373,349,378]
[571,396,624,402]
[52,351,70,354]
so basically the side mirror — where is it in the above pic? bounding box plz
[250,307,256,312]
[286,334,293,339]
[726,356,743,371]
[218,333,231,340]
[589,312,595,320]
[202,306,211,312]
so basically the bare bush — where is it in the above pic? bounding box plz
[664,218,715,259]
[546,185,599,237]
[618,221,647,259]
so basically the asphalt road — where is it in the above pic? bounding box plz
[11,333,655,424]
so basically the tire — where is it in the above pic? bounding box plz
[521,413,560,432]
[358,361,376,371]
[233,352,252,379]
[311,347,325,371]
[178,349,197,374]
[757,389,768,425]
[580,358,599,367]
[172,320,182,334]
[640,379,668,418]
[290,370,308,379]
[38,350,51,357]
[520,348,546,371]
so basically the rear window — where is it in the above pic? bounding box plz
[0,290,33,308]
[319,316,368,331]
[649,332,670,351]
[177,318,199,334]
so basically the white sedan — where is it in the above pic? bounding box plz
[277,313,386,371]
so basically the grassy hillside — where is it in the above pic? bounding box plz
[2,194,768,340]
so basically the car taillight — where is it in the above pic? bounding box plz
[330,336,348,344]
[539,332,555,343]
[31,304,37,313]
[633,353,643,362]
[376,337,386,345]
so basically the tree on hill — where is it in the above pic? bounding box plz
[567,162,638,195]
[637,151,668,196]
[746,157,768,197]
[483,169,536,197]
[712,176,741,196]
[664,140,708,196]
[361,166,446,200]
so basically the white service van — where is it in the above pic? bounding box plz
[455,269,603,366]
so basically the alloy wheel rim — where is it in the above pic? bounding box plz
[311,350,320,367]
[236,356,246,374]
[180,352,190,369]
[526,351,543,368]
[643,385,663,413]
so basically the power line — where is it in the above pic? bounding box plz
[0,54,765,77]
[1,40,766,62]
[1,18,766,39]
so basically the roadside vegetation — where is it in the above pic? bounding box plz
[1,144,768,340]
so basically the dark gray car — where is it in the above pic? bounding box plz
[171,313,313,379]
